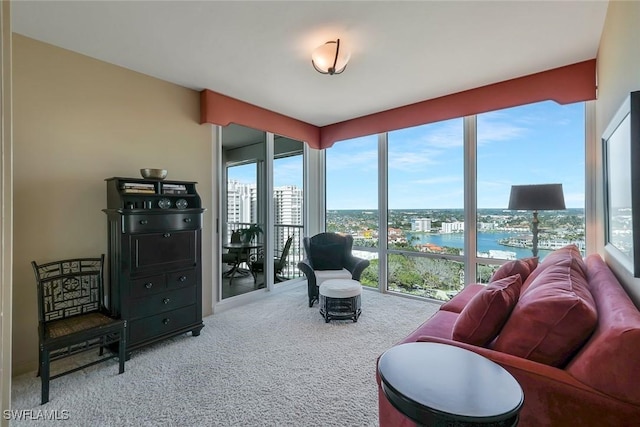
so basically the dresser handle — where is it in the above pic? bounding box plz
[163,318,170,325]
[163,233,171,238]
[139,219,148,225]
[145,282,153,289]
[163,298,171,304]
[184,218,192,223]
[179,275,187,282]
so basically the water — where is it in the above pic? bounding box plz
[406,231,551,259]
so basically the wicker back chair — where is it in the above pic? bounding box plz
[32,255,126,404]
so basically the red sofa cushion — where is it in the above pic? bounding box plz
[452,274,522,346]
[494,253,597,367]
[521,244,585,294]
[490,257,537,282]
[440,283,485,313]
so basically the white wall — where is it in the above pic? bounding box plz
[595,0,640,306]
[12,35,215,375]
[1,0,13,421]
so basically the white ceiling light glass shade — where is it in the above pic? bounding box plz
[311,39,351,75]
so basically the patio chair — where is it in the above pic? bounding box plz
[297,232,370,307]
[223,230,251,281]
[250,236,293,283]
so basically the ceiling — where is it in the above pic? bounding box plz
[11,1,609,128]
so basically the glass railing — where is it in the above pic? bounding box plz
[226,222,304,280]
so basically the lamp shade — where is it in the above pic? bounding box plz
[508,184,566,211]
[311,39,350,75]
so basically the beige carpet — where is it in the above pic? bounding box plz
[10,283,440,426]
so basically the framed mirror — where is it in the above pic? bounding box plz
[602,90,640,277]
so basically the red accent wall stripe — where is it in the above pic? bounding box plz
[200,90,321,148]
[319,59,597,148]
[200,59,596,150]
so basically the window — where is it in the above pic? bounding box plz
[227,162,258,230]
[387,119,465,299]
[273,148,304,280]
[326,135,379,287]
[476,101,585,267]
[324,101,586,300]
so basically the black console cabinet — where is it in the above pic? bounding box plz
[104,177,205,354]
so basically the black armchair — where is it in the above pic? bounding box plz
[297,232,370,307]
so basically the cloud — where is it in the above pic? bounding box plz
[388,148,442,169]
[274,157,303,187]
[326,147,378,171]
[391,119,463,149]
[477,119,527,145]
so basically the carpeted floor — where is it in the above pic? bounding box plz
[10,284,440,426]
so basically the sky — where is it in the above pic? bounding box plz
[229,100,586,210]
[327,100,585,210]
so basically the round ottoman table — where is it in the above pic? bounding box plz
[319,279,362,323]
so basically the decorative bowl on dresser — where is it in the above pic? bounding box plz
[103,177,205,357]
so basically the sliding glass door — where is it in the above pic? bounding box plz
[220,125,306,299]
[270,135,304,286]
[221,125,266,299]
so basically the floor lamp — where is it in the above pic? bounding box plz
[508,184,566,257]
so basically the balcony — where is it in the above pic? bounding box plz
[223,222,304,297]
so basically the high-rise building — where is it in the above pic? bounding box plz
[227,180,256,225]
[273,185,303,271]
[228,182,304,265]
[412,218,432,232]
[441,221,464,233]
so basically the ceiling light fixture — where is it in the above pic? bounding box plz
[311,39,351,75]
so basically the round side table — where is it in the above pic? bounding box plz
[378,342,524,426]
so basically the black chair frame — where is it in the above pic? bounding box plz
[222,230,251,283]
[32,255,126,404]
[297,232,370,307]
[250,236,293,284]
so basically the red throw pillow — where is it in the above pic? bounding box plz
[521,244,585,294]
[490,257,537,282]
[494,257,597,367]
[452,274,522,346]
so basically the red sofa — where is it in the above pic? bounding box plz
[377,246,640,426]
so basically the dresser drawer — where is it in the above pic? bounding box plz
[129,305,199,344]
[129,286,196,319]
[130,230,197,274]
[167,269,197,290]
[129,274,166,298]
[122,212,201,233]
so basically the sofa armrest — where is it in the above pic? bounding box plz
[415,336,589,389]
[413,336,640,426]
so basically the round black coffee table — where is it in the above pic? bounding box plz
[378,342,524,426]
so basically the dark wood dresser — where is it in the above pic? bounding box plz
[103,177,205,355]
